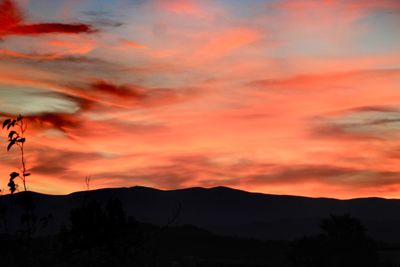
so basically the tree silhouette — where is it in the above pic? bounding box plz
[288,214,378,267]
[58,198,143,266]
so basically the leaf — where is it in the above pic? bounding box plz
[2,119,11,129]
[8,130,17,140]
[6,120,14,130]
[24,173,31,177]
[17,138,25,143]
[9,172,19,179]
[7,140,15,151]
[8,180,16,194]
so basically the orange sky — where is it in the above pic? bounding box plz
[1,0,400,199]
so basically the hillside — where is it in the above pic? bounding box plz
[1,186,400,242]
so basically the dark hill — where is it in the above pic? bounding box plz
[1,186,400,242]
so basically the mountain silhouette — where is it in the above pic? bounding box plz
[1,186,400,242]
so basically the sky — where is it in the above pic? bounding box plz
[0,0,400,198]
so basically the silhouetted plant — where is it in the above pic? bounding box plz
[58,198,143,266]
[85,176,91,191]
[320,213,367,240]
[2,115,37,239]
[288,214,378,267]
[2,115,30,193]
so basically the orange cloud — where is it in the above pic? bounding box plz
[0,48,61,60]
[193,28,262,63]
[46,38,97,55]
[0,36,97,60]
[119,39,147,49]
[1,0,400,199]
[156,0,202,15]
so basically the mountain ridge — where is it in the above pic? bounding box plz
[4,185,395,201]
[2,185,400,242]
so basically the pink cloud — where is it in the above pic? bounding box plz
[193,27,262,62]
[1,0,400,199]
[155,0,202,15]
[118,39,147,49]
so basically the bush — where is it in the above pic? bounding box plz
[288,214,378,267]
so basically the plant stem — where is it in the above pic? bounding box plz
[18,119,27,191]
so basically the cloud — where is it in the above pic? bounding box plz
[26,113,81,131]
[0,77,198,139]
[155,0,203,16]
[1,0,400,199]
[91,154,221,189]
[0,0,95,37]
[82,11,123,28]
[0,48,98,61]
[5,23,94,36]
[77,156,400,197]
[118,39,147,49]
[57,80,199,111]
[0,48,63,60]
[91,80,144,99]
[249,69,400,89]
[30,148,103,175]
[97,171,192,189]
[257,0,400,64]
[244,164,400,189]
[268,0,400,19]
[265,0,400,33]
[348,106,399,113]
[312,105,400,140]
[193,27,262,62]
[312,123,382,141]
[0,0,22,29]
[246,165,360,185]
[0,110,82,134]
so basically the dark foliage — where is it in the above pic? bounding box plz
[0,187,397,267]
[2,114,28,193]
[1,202,400,266]
[58,198,144,266]
[0,194,289,267]
[288,214,379,267]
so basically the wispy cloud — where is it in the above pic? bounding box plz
[0,0,400,198]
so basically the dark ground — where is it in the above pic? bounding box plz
[1,187,400,266]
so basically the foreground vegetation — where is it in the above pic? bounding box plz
[0,194,399,267]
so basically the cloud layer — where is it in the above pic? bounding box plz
[0,0,400,198]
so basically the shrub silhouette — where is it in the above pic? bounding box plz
[2,115,30,193]
[58,198,144,266]
[1,115,38,239]
[288,214,378,267]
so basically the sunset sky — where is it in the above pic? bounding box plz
[0,0,400,198]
